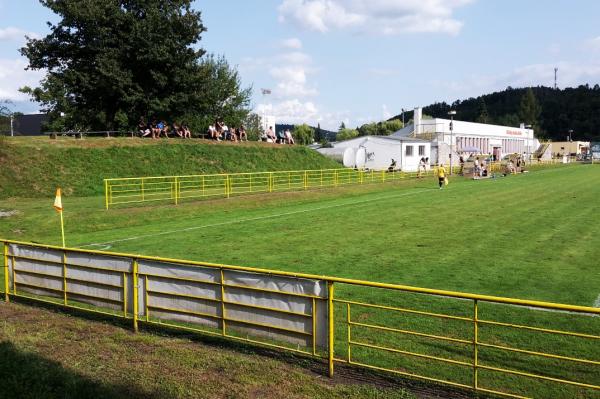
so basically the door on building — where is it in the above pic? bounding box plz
[493,147,501,161]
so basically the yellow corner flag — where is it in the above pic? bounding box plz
[53,188,63,212]
[54,188,66,247]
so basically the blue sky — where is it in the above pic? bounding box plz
[1,0,600,130]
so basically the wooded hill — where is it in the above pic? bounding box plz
[391,85,600,141]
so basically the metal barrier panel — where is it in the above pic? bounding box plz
[7,243,133,315]
[137,259,329,352]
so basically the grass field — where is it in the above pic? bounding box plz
[1,163,599,398]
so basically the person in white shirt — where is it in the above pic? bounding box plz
[284,129,294,144]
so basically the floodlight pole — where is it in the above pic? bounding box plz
[525,124,532,161]
[448,111,456,175]
[10,114,14,137]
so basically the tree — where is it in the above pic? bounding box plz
[338,121,346,131]
[20,0,251,132]
[0,100,14,135]
[293,124,314,145]
[378,119,402,135]
[243,113,263,141]
[476,97,489,123]
[357,122,377,136]
[336,128,359,141]
[518,88,541,129]
[314,123,323,142]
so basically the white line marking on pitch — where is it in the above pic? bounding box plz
[594,294,600,308]
[80,188,432,248]
[79,166,569,250]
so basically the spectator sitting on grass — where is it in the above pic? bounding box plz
[182,123,191,138]
[238,125,247,141]
[222,123,231,140]
[285,129,294,144]
[266,126,276,143]
[172,122,183,138]
[138,118,151,137]
[208,124,217,140]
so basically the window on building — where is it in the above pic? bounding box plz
[405,146,413,156]
[418,145,425,156]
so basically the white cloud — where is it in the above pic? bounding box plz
[256,100,355,130]
[278,0,473,36]
[0,26,39,41]
[266,48,318,98]
[256,99,319,123]
[432,61,600,99]
[0,58,44,101]
[280,37,303,49]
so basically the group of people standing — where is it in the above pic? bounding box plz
[138,118,192,139]
[207,120,248,142]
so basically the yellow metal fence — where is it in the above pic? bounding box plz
[104,167,449,209]
[103,160,579,209]
[1,239,599,398]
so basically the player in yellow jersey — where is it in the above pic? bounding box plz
[437,163,447,189]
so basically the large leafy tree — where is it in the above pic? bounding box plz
[20,0,249,132]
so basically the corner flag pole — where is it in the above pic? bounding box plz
[54,188,65,247]
[59,209,65,248]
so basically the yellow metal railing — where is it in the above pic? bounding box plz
[104,160,581,209]
[103,167,452,209]
[2,238,598,398]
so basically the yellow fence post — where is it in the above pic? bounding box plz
[133,259,139,333]
[104,179,109,210]
[226,175,231,198]
[346,303,351,363]
[141,178,145,202]
[174,177,179,205]
[328,280,335,378]
[304,171,308,190]
[473,299,479,391]
[3,242,8,302]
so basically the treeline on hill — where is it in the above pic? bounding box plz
[17,0,261,138]
[391,85,600,141]
[336,119,404,142]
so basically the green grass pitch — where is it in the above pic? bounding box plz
[1,164,599,398]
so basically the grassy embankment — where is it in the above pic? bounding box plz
[0,136,340,198]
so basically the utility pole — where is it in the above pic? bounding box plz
[554,68,558,90]
[10,114,14,137]
[448,110,456,175]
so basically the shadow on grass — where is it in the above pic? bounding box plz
[8,296,485,399]
[0,341,161,399]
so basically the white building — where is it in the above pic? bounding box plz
[318,136,431,172]
[392,107,539,164]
